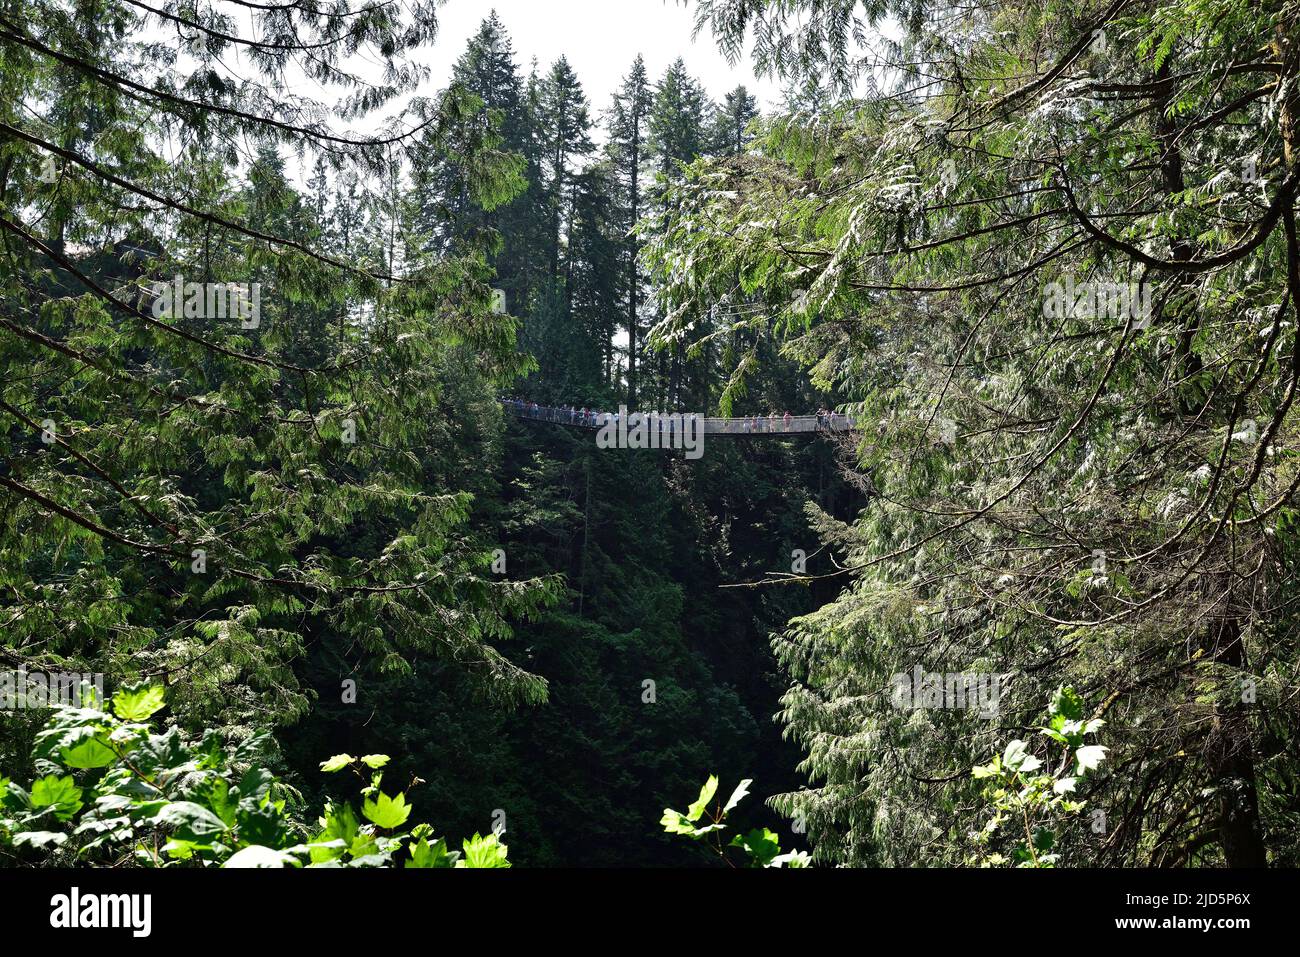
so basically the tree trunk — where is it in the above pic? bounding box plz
[1206,616,1267,867]
[627,119,640,406]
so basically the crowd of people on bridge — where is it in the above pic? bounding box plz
[501,398,624,428]
[500,398,854,433]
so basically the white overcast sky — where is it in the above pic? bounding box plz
[423,0,786,110]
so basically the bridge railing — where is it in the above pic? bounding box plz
[500,403,856,434]
[697,414,854,434]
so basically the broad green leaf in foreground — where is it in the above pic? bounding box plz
[457,832,510,868]
[153,801,230,841]
[223,845,298,868]
[1002,740,1042,774]
[319,754,357,773]
[62,736,117,770]
[112,684,166,722]
[406,837,455,868]
[722,778,753,814]
[362,791,412,829]
[1075,745,1108,774]
[686,774,719,822]
[30,776,84,821]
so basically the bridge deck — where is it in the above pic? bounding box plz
[503,404,856,437]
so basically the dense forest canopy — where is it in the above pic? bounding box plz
[0,0,1297,873]
[656,0,1300,866]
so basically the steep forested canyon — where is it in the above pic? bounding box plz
[2,0,1298,894]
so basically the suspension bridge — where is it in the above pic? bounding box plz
[502,400,858,437]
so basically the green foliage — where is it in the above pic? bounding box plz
[970,688,1108,867]
[662,776,810,867]
[17,0,1290,875]
[650,0,1300,868]
[0,686,509,868]
[1,0,559,749]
